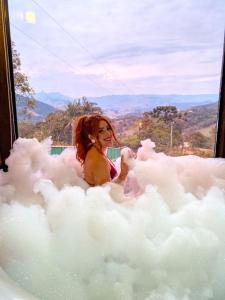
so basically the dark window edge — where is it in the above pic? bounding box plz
[0,0,18,171]
[215,32,225,157]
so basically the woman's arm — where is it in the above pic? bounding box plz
[113,155,128,184]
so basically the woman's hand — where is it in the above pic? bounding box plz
[121,147,136,161]
[114,148,136,184]
[118,154,129,181]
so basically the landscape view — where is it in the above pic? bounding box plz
[17,91,218,157]
[9,0,224,158]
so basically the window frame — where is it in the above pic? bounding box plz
[0,0,18,170]
[215,33,225,157]
[0,0,225,163]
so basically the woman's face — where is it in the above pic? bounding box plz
[96,120,113,149]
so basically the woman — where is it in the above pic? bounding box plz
[73,114,129,186]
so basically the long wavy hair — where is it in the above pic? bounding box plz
[73,114,119,164]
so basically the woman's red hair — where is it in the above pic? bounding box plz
[73,114,119,164]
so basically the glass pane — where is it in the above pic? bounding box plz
[3,2,225,299]
[8,0,224,157]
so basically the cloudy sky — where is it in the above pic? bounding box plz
[8,0,225,98]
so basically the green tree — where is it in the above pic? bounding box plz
[149,106,180,148]
[139,114,172,151]
[66,96,102,118]
[123,134,140,150]
[150,105,179,122]
[188,132,211,148]
[18,121,36,138]
[29,97,103,145]
[12,42,35,118]
[140,106,184,151]
[30,111,69,144]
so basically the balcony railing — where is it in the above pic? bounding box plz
[51,146,122,160]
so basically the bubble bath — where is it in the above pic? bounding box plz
[1,138,225,300]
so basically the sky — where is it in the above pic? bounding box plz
[8,0,225,98]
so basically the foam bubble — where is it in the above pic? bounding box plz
[1,138,225,299]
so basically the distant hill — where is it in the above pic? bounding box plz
[89,94,218,115]
[17,92,219,124]
[34,91,218,116]
[35,91,73,109]
[16,94,57,123]
[183,101,218,131]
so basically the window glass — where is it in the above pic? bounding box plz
[8,0,225,157]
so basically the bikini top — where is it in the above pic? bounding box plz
[108,159,118,180]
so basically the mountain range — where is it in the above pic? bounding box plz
[34,91,218,115]
[35,91,73,109]
[17,92,219,123]
[89,94,218,115]
[16,94,56,123]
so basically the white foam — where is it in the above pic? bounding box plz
[0,137,225,299]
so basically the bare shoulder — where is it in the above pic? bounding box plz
[84,147,111,185]
[85,147,109,168]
